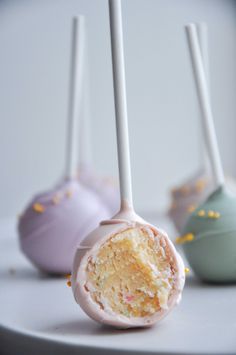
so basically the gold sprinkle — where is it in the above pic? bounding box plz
[198,209,206,217]
[33,203,45,213]
[214,212,220,219]
[187,204,196,213]
[208,210,215,218]
[66,190,73,198]
[175,233,195,245]
[185,233,194,241]
[65,274,71,280]
[67,281,72,287]
[185,267,190,274]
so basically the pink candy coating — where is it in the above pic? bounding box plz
[18,179,110,274]
[72,209,185,328]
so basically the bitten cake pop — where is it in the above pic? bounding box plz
[71,0,185,329]
[177,23,236,283]
[76,30,120,215]
[18,17,109,274]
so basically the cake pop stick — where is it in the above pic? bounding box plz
[179,23,236,283]
[185,24,224,187]
[71,0,185,328]
[18,16,109,274]
[196,23,210,86]
[78,24,92,170]
[168,23,214,233]
[197,22,211,177]
[65,16,85,179]
[109,0,133,211]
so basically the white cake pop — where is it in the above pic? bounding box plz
[18,17,109,275]
[71,0,185,329]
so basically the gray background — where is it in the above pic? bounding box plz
[1,0,236,218]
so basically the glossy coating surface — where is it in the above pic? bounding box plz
[182,186,236,282]
[19,179,110,274]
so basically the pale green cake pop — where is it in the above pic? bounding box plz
[178,186,236,282]
[178,24,236,283]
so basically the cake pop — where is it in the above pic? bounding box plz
[177,23,236,283]
[167,23,235,233]
[75,30,120,215]
[71,0,185,329]
[18,16,109,275]
[168,170,213,233]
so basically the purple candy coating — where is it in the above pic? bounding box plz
[18,179,110,274]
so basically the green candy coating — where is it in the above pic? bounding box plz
[182,186,236,283]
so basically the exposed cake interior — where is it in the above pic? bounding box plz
[85,226,176,318]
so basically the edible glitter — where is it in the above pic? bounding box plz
[33,203,45,213]
[175,233,194,245]
[197,209,206,217]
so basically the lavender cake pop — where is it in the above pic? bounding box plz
[71,0,185,328]
[19,179,109,274]
[18,17,109,274]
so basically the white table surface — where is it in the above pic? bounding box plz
[1,217,236,355]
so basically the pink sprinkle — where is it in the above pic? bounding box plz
[125,295,135,302]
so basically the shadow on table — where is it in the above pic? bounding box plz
[185,274,236,288]
[43,318,151,337]
[0,266,64,281]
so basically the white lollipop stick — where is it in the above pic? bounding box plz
[78,24,93,169]
[109,0,133,210]
[185,23,225,187]
[196,23,210,85]
[196,22,211,175]
[65,16,85,179]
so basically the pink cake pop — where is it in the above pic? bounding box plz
[71,0,185,329]
[18,17,109,274]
